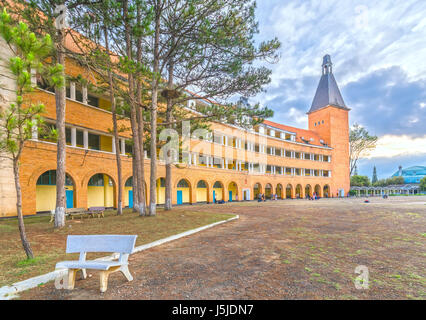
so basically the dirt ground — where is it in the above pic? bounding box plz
[18,196,426,300]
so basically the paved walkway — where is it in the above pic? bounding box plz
[19,197,426,300]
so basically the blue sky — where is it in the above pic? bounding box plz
[252,0,426,179]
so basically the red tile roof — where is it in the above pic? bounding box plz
[262,120,326,147]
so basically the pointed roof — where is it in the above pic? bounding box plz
[308,55,349,114]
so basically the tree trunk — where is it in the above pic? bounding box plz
[13,159,34,259]
[123,0,144,216]
[54,29,66,228]
[104,27,123,215]
[136,92,146,215]
[135,6,146,216]
[149,8,161,216]
[164,61,174,211]
[132,150,138,212]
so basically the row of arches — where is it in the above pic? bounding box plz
[35,170,331,212]
[253,183,330,199]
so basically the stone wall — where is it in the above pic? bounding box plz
[0,36,17,217]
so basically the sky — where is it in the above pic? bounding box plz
[252,0,426,179]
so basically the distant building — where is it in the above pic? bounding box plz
[391,166,426,184]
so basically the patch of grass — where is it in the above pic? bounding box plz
[390,274,402,279]
[16,257,43,267]
[304,267,312,272]
[0,224,15,232]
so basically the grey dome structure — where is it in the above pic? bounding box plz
[308,54,350,114]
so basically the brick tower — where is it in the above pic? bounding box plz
[308,55,350,197]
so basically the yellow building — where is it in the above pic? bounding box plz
[0,31,350,217]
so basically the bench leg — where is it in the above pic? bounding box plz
[67,269,78,290]
[81,269,87,279]
[99,266,120,293]
[120,265,133,282]
[49,215,53,223]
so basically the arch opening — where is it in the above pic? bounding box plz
[305,184,312,199]
[124,176,147,208]
[265,183,272,199]
[323,185,330,198]
[276,184,283,199]
[36,170,75,212]
[253,183,262,200]
[228,182,238,202]
[196,180,209,203]
[295,184,303,199]
[176,179,191,205]
[156,178,166,204]
[87,173,115,208]
[213,181,224,202]
[286,184,293,199]
[314,184,322,198]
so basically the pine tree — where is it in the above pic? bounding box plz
[372,166,378,184]
[0,9,62,258]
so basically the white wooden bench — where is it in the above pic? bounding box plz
[56,235,137,292]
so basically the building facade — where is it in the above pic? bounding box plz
[392,166,426,184]
[0,44,350,217]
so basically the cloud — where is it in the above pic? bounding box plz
[252,0,426,145]
[365,135,426,158]
[343,66,426,137]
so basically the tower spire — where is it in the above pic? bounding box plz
[322,54,332,75]
[308,54,349,114]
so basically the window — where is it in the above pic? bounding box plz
[157,178,165,187]
[75,88,83,103]
[125,177,133,187]
[177,179,189,188]
[88,94,99,107]
[213,181,222,188]
[197,180,207,188]
[213,157,222,168]
[37,75,54,93]
[76,130,84,147]
[88,173,104,186]
[37,170,73,186]
[88,133,100,150]
[66,128,72,145]
[295,168,301,176]
[125,141,133,155]
[285,150,292,158]
[39,123,57,143]
[213,134,222,144]
[295,152,301,159]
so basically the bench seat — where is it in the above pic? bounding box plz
[55,235,137,292]
[56,260,125,271]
